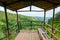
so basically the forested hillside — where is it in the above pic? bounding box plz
[48,11,60,38]
[0,11,40,40]
[0,11,39,26]
[48,11,60,23]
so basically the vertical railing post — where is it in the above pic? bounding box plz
[19,21,22,30]
[4,6,10,40]
[44,9,46,29]
[50,8,55,38]
[41,21,43,28]
[29,0,32,11]
[52,8,55,33]
[16,11,20,32]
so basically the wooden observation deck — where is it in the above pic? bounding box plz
[0,0,60,40]
[14,30,40,40]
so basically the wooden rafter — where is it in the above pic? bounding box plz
[0,0,60,11]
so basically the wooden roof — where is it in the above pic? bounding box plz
[0,0,60,11]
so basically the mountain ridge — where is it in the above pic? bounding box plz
[34,17,51,22]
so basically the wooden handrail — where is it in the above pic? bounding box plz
[0,21,60,40]
[46,23,60,33]
[10,29,17,34]
[45,27,60,40]
[17,10,44,12]
[0,22,18,40]
[38,28,52,40]
[9,22,17,28]
[0,36,6,40]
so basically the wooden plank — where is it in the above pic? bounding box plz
[14,30,40,40]
[48,29,60,40]
[38,28,52,40]
[4,6,10,40]
[45,27,60,40]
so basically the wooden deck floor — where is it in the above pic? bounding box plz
[14,30,40,40]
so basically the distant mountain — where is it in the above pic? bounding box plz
[34,17,51,22]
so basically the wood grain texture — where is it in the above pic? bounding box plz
[14,30,40,40]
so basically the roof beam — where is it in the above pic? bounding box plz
[5,0,30,6]
[44,0,60,5]
[3,0,60,7]
[0,1,6,6]
[5,0,60,6]
[0,1,5,3]
[0,0,60,11]
[6,0,22,6]
[0,1,15,11]
[17,10,44,12]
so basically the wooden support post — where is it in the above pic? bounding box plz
[51,8,55,38]
[30,5,32,11]
[52,8,55,33]
[44,9,46,28]
[4,6,10,40]
[30,0,32,11]
[16,11,20,32]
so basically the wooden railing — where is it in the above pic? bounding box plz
[38,28,52,40]
[45,23,60,40]
[0,21,60,40]
[0,22,18,40]
[18,21,42,30]
[0,21,41,40]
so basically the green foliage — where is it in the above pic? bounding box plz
[55,12,60,21]
[48,11,60,38]
[0,11,40,40]
[48,17,52,25]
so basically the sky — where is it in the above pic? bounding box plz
[0,5,60,17]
